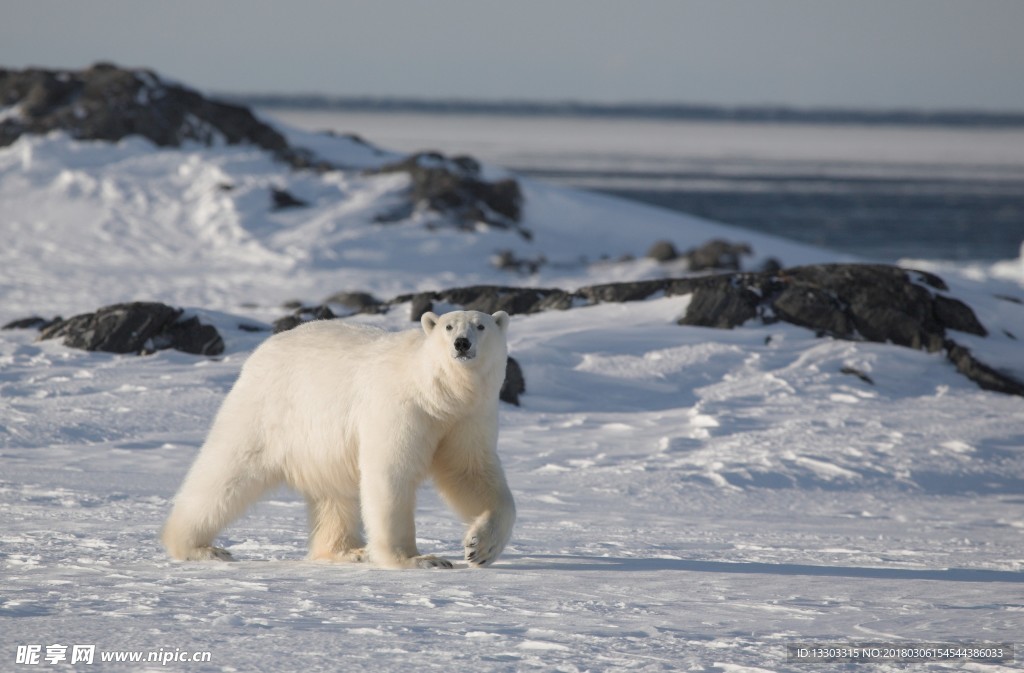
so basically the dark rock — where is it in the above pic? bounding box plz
[492,250,547,275]
[272,304,338,333]
[580,279,670,304]
[270,187,309,210]
[771,284,851,336]
[646,240,678,262]
[932,294,987,336]
[840,366,875,385]
[272,316,305,334]
[500,357,526,406]
[397,285,573,318]
[324,291,384,314]
[674,264,1023,395]
[0,64,301,165]
[946,343,1024,396]
[783,265,946,351]
[40,302,179,352]
[367,151,526,234]
[673,264,956,350]
[38,302,223,355]
[308,305,336,321]
[409,294,435,322]
[677,277,761,329]
[2,316,61,330]
[645,239,754,270]
[158,316,225,355]
[683,239,752,271]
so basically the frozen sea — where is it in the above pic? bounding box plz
[264,108,1024,263]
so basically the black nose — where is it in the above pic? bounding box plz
[454,337,471,352]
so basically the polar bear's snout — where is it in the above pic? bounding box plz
[452,334,476,360]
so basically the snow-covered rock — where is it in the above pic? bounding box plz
[0,63,296,163]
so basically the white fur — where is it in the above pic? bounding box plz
[162,310,515,569]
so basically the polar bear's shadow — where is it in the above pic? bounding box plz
[498,555,1024,584]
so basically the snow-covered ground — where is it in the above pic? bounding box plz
[2,117,1023,672]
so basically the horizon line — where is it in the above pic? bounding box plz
[221,92,1024,129]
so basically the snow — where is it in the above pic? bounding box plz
[1,116,1023,672]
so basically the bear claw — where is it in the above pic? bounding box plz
[413,555,454,569]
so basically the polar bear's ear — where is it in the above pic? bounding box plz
[421,311,440,334]
[492,311,509,331]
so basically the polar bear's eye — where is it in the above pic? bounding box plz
[445,325,453,331]
[477,324,485,331]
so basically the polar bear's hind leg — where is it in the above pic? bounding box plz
[162,441,275,562]
[307,496,367,562]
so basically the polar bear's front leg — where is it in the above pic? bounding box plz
[359,454,453,570]
[433,424,516,567]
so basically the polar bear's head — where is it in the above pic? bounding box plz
[421,310,509,365]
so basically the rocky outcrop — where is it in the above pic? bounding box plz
[7,267,1015,399]
[0,63,328,170]
[27,302,224,356]
[676,265,987,344]
[368,152,527,235]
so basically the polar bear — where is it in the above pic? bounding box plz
[161,310,515,569]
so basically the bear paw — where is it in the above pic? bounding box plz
[184,546,235,562]
[464,510,513,567]
[412,555,454,570]
[464,532,502,567]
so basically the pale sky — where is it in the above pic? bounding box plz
[3,0,1023,111]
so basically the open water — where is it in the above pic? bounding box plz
[262,107,1024,263]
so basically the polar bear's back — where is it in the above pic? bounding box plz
[249,320,420,376]
[217,320,422,468]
